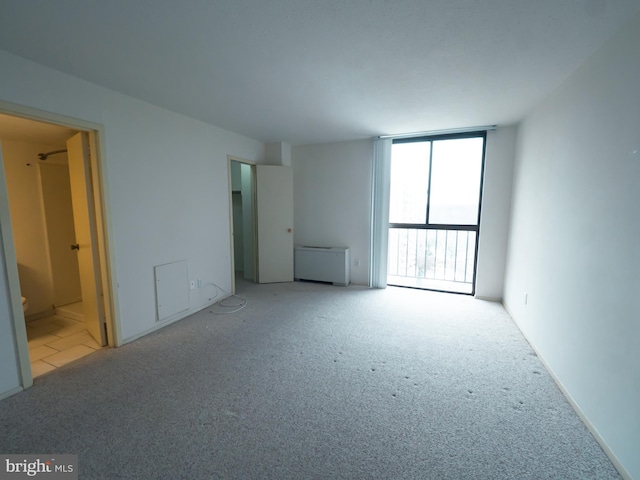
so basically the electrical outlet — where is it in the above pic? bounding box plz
[190,280,196,290]
[354,259,360,267]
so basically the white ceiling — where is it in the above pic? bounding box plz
[0,0,639,145]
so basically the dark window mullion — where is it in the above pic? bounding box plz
[389,131,486,296]
[389,223,479,232]
[470,132,487,296]
[425,141,433,225]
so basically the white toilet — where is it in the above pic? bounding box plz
[21,296,28,313]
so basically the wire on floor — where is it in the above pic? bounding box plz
[203,280,248,315]
[210,295,247,314]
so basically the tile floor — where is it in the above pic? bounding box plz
[26,314,101,378]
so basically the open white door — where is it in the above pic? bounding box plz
[256,165,294,283]
[67,132,106,346]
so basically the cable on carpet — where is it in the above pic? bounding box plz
[202,280,248,315]
[210,295,247,314]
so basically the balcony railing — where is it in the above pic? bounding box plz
[387,227,476,294]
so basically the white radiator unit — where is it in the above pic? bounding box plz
[294,246,350,286]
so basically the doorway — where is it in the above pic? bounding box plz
[386,132,486,294]
[228,158,295,290]
[229,158,257,292]
[0,111,113,382]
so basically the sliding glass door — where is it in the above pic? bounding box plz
[387,132,486,294]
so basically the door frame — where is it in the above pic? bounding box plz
[227,155,257,294]
[0,100,119,389]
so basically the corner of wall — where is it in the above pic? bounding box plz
[474,126,517,300]
[266,142,292,166]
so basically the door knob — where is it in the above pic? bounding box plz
[70,244,80,251]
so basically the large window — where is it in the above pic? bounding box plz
[387,132,486,294]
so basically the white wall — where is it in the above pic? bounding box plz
[94,86,265,342]
[0,49,265,397]
[503,13,640,479]
[474,127,517,299]
[266,142,292,166]
[292,140,373,285]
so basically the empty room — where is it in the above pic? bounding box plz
[0,1,638,479]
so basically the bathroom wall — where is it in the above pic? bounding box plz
[0,138,70,316]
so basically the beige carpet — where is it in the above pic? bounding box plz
[0,281,620,479]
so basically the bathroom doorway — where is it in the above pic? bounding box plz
[0,110,114,382]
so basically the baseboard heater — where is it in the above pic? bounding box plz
[294,246,350,286]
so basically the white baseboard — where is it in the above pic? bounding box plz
[502,301,632,480]
[55,306,84,322]
[25,308,56,322]
[0,385,23,401]
[474,295,502,302]
[120,296,228,346]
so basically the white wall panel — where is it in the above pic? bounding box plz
[504,12,640,478]
[475,126,517,299]
[292,140,373,286]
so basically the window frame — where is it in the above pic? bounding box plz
[388,131,487,295]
